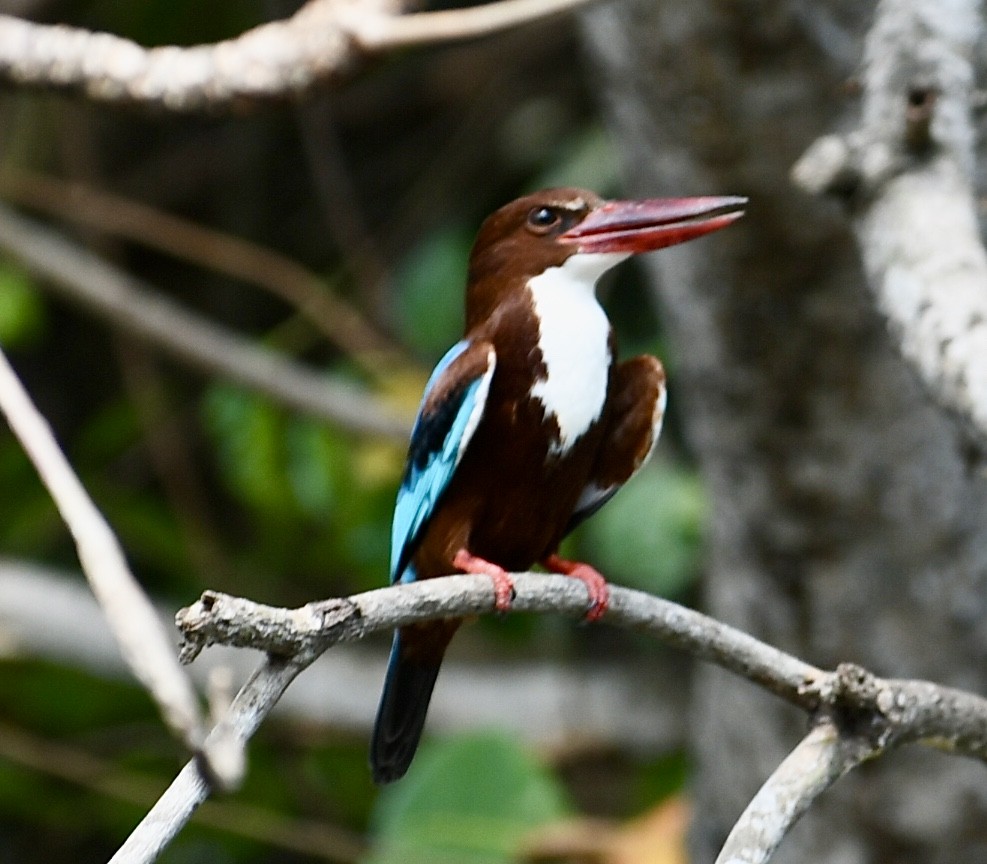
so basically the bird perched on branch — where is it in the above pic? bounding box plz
[371,187,745,783]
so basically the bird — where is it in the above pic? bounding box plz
[371,187,745,783]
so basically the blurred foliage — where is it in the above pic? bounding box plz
[394,225,471,357]
[200,382,399,600]
[368,733,570,864]
[581,460,705,598]
[0,1,709,861]
[0,263,45,347]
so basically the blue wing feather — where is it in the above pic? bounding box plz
[390,340,495,583]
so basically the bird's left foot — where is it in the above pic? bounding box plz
[453,548,516,613]
[542,554,609,622]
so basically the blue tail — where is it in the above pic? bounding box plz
[370,630,444,784]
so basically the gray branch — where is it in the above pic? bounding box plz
[148,576,987,864]
[109,656,303,864]
[0,558,683,750]
[0,0,393,110]
[0,0,601,111]
[0,203,409,440]
[713,658,987,864]
[0,350,231,784]
[792,0,987,445]
[714,721,871,864]
[177,575,824,707]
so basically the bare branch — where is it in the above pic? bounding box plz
[177,574,824,707]
[110,656,320,864]
[714,721,870,864]
[342,0,602,49]
[0,558,685,750]
[0,0,601,111]
[115,575,820,863]
[114,573,987,862]
[178,579,987,760]
[716,659,987,864]
[810,662,987,760]
[792,0,987,445]
[0,171,402,368]
[0,0,390,110]
[110,573,987,861]
[0,203,410,439]
[0,349,215,772]
[0,718,365,862]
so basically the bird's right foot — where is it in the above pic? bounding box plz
[453,548,516,613]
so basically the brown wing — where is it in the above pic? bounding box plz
[565,355,666,533]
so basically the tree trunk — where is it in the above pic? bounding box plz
[583,2,987,861]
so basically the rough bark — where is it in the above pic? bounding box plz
[583,2,987,861]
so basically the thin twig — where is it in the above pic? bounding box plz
[115,341,234,583]
[342,0,603,48]
[0,171,402,369]
[0,203,410,439]
[0,348,217,773]
[0,719,366,863]
[109,656,312,864]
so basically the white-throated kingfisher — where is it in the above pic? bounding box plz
[371,188,745,783]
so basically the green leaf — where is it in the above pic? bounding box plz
[367,733,570,864]
[580,460,706,598]
[0,261,44,346]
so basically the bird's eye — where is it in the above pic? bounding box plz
[527,207,561,233]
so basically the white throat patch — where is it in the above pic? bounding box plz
[527,252,627,455]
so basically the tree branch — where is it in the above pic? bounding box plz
[118,575,822,864]
[340,0,601,48]
[177,574,824,707]
[0,718,366,863]
[139,575,987,864]
[714,657,987,864]
[0,171,402,369]
[0,0,602,111]
[0,348,232,783]
[0,203,410,439]
[0,557,684,750]
[110,653,326,864]
[713,721,870,864]
[791,0,987,446]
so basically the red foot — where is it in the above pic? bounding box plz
[453,549,516,613]
[543,554,609,622]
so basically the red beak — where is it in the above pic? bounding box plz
[560,195,746,254]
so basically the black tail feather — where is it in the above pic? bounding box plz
[370,631,444,784]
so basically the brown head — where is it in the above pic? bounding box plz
[464,187,746,330]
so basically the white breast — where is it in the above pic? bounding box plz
[527,252,627,455]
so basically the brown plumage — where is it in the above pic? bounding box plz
[371,187,745,783]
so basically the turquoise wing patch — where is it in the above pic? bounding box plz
[390,340,495,583]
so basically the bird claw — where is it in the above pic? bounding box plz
[453,548,516,614]
[543,554,610,622]
[489,572,517,614]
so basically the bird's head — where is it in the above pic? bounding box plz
[465,187,745,328]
